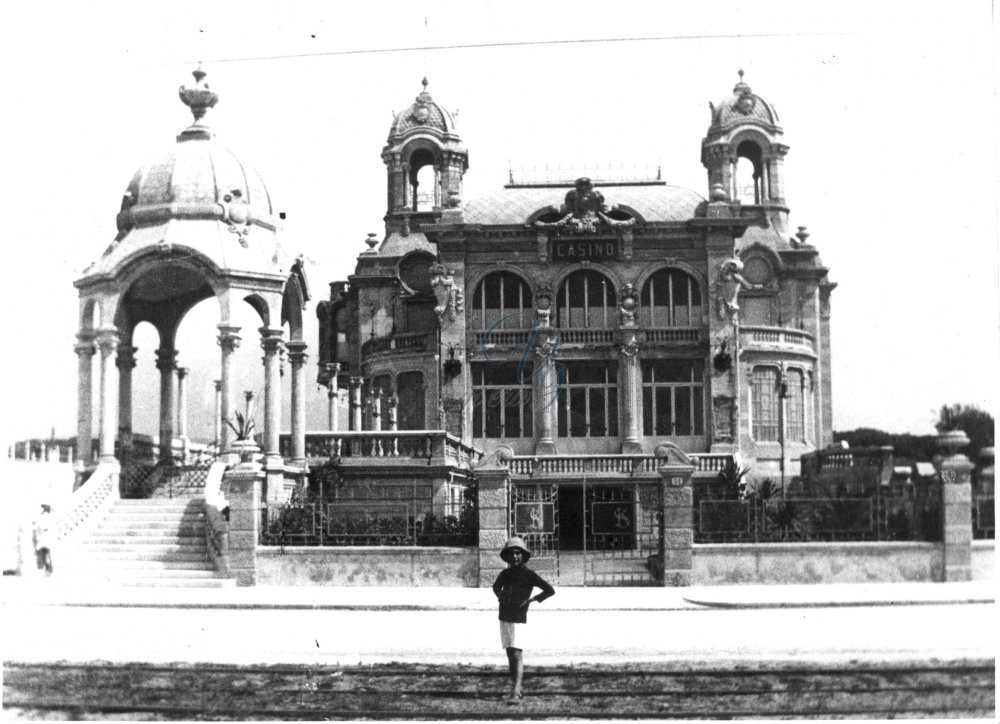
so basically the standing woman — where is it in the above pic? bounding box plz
[492,537,555,703]
[33,504,54,575]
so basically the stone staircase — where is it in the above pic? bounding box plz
[64,496,233,588]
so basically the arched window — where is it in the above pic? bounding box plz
[408,148,438,211]
[471,272,533,330]
[751,366,779,441]
[734,140,765,204]
[556,270,616,328]
[640,269,702,327]
[785,368,805,442]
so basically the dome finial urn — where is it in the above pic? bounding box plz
[178,65,218,125]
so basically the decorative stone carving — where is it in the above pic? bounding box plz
[429,262,464,323]
[712,396,736,443]
[533,177,635,234]
[178,67,218,122]
[715,258,762,324]
[619,283,638,327]
[619,334,641,358]
[535,283,553,327]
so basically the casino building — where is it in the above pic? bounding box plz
[310,73,836,586]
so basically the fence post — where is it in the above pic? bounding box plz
[224,453,264,586]
[476,445,513,587]
[938,430,974,582]
[655,443,696,586]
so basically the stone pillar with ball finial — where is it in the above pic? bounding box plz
[937,429,974,581]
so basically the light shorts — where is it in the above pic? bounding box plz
[499,620,528,650]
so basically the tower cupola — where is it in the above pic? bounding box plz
[701,70,788,208]
[382,78,467,223]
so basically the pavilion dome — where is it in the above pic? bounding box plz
[387,78,459,141]
[706,70,782,140]
[115,68,276,238]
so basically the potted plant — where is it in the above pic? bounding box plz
[226,411,259,463]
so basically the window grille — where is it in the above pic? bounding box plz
[639,269,702,327]
[785,368,805,442]
[556,270,616,329]
[557,362,618,438]
[471,363,534,438]
[641,359,705,436]
[472,272,533,329]
[751,366,780,441]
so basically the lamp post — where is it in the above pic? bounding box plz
[778,378,788,495]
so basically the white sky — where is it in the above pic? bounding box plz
[0,0,997,447]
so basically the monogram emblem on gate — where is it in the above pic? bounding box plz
[529,506,544,531]
[614,506,631,529]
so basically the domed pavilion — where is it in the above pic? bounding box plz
[73,69,310,485]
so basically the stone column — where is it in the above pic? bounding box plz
[286,340,308,466]
[349,376,363,431]
[217,326,241,457]
[938,430,974,582]
[477,446,514,587]
[533,333,558,456]
[75,335,95,468]
[260,328,284,461]
[325,363,341,431]
[176,366,189,463]
[619,335,642,454]
[222,454,264,586]
[655,443,696,587]
[386,395,399,456]
[155,347,177,464]
[96,329,120,463]
[213,380,222,449]
[116,345,137,455]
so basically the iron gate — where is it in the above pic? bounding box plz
[509,482,663,586]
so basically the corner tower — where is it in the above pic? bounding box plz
[701,70,789,233]
[382,78,467,232]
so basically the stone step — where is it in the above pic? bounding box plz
[84,537,205,546]
[64,567,221,578]
[70,550,208,562]
[90,526,206,536]
[97,517,205,527]
[62,575,235,588]
[63,559,212,570]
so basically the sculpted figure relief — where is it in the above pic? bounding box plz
[715,258,762,324]
[534,177,635,234]
[429,262,465,323]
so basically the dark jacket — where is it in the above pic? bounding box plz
[492,565,555,623]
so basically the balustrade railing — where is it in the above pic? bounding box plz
[508,453,733,477]
[644,328,702,344]
[557,329,616,345]
[55,461,118,542]
[285,431,483,467]
[740,325,815,350]
[361,331,433,358]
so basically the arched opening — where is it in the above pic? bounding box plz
[472,271,533,330]
[408,148,438,211]
[734,140,764,204]
[396,371,425,430]
[640,269,702,327]
[556,270,616,328]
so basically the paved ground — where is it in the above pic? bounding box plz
[2,579,995,667]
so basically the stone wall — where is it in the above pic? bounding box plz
[256,547,479,587]
[692,542,959,585]
[971,540,994,581]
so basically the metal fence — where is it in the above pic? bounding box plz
[260,481,478,547]
[694,477,942,543]
[973,495,994,539]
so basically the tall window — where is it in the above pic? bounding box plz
[641,360,704,436]
[557,362,618,438]
[785,368,805,442]
[396,371,424,430]
[751,366,779,441]
[556,270,616,328]
[471,363,533,439]
[471,272,533,329]
[640,269,702,327]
